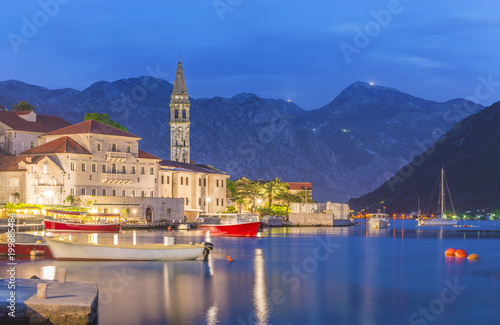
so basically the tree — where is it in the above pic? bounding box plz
[296,190,315,203]
[12,101,34,111]
[260,178,289,207]
[66,195,75,205]
[276,192,302,216]
[84,113,128,132]
[234,177,262,212]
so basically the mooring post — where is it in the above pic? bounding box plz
[58,268,67,283]
[37,283,47,299]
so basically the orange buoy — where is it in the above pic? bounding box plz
[455,249,467,258]
[168,226,172,231]
[445,248,456,256]
[467,253,480,260]
[227,255,234,262]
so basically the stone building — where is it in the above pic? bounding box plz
[0,59,229,222]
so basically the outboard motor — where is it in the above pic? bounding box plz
[203,231,213,262]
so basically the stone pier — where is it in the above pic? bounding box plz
[0,278,98,324]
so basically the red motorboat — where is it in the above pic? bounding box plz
[197,214,261,237]
[44,219,122,233]
[0,233,52,258]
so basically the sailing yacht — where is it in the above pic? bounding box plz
[417,167,458,226]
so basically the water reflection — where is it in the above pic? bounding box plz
[205,303,219,325]
[253,248,269,325]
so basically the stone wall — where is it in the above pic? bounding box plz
[288,213,334,226]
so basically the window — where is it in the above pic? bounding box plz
[150,167,154,175]
[199,198,201,205]
[132,166,136,174]
[10,178,19,187]
[0,136,4,143]
[186,177,189,186]
[216,198,219,206]
[30,142,35,149]
[112,190,116,196]
[102,165,106,173]
[102,189,107,196]
[112,163,117,174]
[70,162,75,171]
[222,199,224,206]
[81,188,86,195]
[174,109,179,119]
[180,177,183,185]
[91,189,96,196]
[141,167,145,175]
[150,191,153,197]
[68,174,70,179]
[216,179,219,187]
[122,190,126,196]
[141,191,145,198]
[132,190,135,197]
[204,179,206,186]
[221,180,224,188]
[97,143,101,151]
[122,166,126,174]
[43,164,48,174]
[81,163,86,172]
[199,178,201,186]
[127,146,131,153]
[70,188,75,196]
[161,176,164,184]
[111,143,117,152]
[92,164,96,172]
[89,175,92,181]
[138,177,140,182]
[167,176,170,184]
[182,109,186,119]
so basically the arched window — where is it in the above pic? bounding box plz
[174,109,179,119]
[182,110,186,119]
[111,143,117,152]
[112,163,117,174]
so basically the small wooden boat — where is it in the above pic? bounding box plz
[45,238,206,261]
[367,213,390,229]
[44,219,122,233]
[0,233,52,257]
[197,213,261,236]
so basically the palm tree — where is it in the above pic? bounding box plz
[296,190,315,203]
[234,178,262,212]
[276,191,302,216]
[12,101,34,111]
[260,178,289,207]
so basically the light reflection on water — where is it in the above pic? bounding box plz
[1,220,500,324]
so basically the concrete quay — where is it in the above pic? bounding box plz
[0,278,98,325]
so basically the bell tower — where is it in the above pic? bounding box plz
[169,57,191,163]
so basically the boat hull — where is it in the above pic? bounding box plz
[367,219,390,229]
[417,219,457,226]
[198,221,261,236]
[0,243,52,257]
[44,219,122,233]
[46,238,205,261]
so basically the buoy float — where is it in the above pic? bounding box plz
[455,249,468,258]
[467,253,480,260]
[445,248,456,256]
[168,226,172,231]
[30,249,37,256]
[227,255,234,262]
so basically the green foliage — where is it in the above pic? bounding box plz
[65,195,75,204]
[223,206,238,213]
[226,179,237,199]
[259,177,290,207]
[258,205,288,217]
[12,101,34,111]
[3,203,44,211]
[84,113,128,132]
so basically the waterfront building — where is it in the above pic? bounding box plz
[0,60,229,221]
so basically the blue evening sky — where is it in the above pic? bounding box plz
[1,0,500,110]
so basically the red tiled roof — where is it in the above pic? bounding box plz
[20,136,90,155]
[160,160,226,175]
[138,150,160,159]
[45,119,140,138]
[14,110,31,115]
[287,182,313,191]
[0,154,44,171]
[0,111,71,132]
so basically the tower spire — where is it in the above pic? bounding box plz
[169,59,191,163]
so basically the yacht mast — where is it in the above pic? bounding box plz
[438,167,445,216]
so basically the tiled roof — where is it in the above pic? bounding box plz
[14,111,31,115]
[287,182,313,191]
[45,119,140,138]
[160,160,226,175]
[0,111,71,132]
[20,137,90,155]
[0,154,44,171]
[138,150,160,159]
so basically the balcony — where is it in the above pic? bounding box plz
[101,173,132,184]
[106,151,127,162]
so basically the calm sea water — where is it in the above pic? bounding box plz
[2,220,500,325]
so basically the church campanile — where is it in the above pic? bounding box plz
[169,58,191,163]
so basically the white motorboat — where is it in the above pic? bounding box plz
[46,238,206,261]
[418,167,458,226]
[367,213,390,229]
